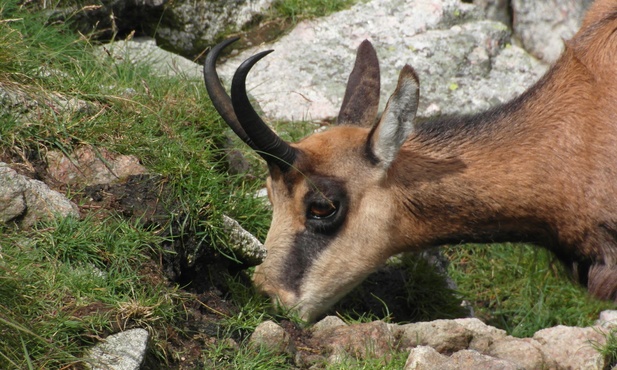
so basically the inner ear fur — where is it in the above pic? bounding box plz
[337,40,381,127]
[368,65,420,170]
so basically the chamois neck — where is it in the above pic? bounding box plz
[389,69,567,250]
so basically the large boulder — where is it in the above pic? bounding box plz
[216,0,548,122]
[511,0,594,64]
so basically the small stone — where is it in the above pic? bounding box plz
[222,214,266,265]
[312,315,347,333]
[404,346,449,370]
[87,328,149,370]
[597,310,617,328]
[398,319,473,354]
[249,320,295,356]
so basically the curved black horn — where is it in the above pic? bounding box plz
[231,51,297,171]
[204,38,258,150]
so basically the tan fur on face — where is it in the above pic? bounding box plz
[253,126,410,320]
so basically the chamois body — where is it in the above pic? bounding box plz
[204,0,617,321]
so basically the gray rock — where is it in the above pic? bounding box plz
[222,214,266,266]
[97,37,202,79]
[217,0,547,123]
[0,162,79,227]
[405,346,522,370]
[533,325,607,370]
[511,0,594,64]
[397,319,473,354]
[453,318,507,353]
[87,328,149,370]
[597,310,617,328]
[0,82,95,122]
[249,320,295,356]
[53,0,273,59]
[405,346,449,370]
[313,320,396,360]
[488,337,543,369]
[312,315,347,333]
[449,349,522,370]
[0,164,27,223]
[155,0,274,57]
[471,0,510,26]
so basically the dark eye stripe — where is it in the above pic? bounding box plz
[279,175,349,294]
[281,231,336,294]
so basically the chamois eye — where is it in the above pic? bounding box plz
[308,201,338,219]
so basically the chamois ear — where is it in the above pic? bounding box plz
[368,65,420,169]
[337,40,381,127]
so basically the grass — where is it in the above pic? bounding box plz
[0,0,615,368]
[270,0,358,23]
[445,243,614,337]
[595,329,617,368]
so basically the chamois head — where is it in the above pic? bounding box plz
[205,38,420,321]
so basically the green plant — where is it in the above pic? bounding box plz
[593,328,617,368]
[445,243,614,337]
[271,0,358,23]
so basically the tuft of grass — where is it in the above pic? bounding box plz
[270,0,357,23]
[323,350,409,370]
[594,328,617,368]
[203,339,291,369]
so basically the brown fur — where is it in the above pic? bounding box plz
[392,0,617,295]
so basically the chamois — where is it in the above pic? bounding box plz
[204,0,617,322]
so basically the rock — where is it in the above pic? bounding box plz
[397,319,473,354]
[217,0,548,123]
[0,165,27,223]
[56,0,274,59]
[449,349,521,370]
[87,328,149,370]
[405,346,450,370]
[47,146,147,187]
[1,81,96,122]
[249,320,295,356]
[312,320,396,361]
[155,0,274,57]
[472,0,510,26]
[488,337,543,369]
[453,318,507,353]
[222,214,266,266]
[405,346,521,370]
[533,325,607,370]
[511,0,593,63]
[0,162,79,227]
[97,37,202,79]
[597,310,617,328]
[312,315,347,333]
